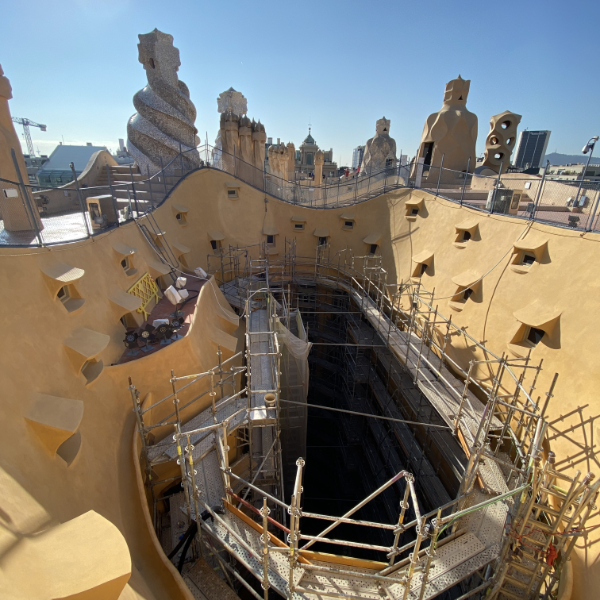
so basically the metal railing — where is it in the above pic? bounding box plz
[3,144,600,248]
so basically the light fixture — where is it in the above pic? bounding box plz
[582,136,598,155]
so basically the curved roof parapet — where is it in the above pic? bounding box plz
[146,258,172,276]
[412,250,434,264]
[109,289,143,313]
[363,233,382,245]
[455,218,479,232]
[171,241,191,256]
[452,270,482,288]
[405,197,424,208]
[64,328,110,360]
[25,393,84,456]
[513,236,549,256]
[40,261,85,283]
[513,301,561,329]
[112,242,137,256]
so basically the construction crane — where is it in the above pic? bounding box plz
[12,117,47,156]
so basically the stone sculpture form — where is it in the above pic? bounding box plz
[416,76,478,181]
[286,142,296,180]
[268,143,290,181]
[251,120,266,187]
[127,29,200,175]
[217,87,247,117]
[361,117,397,176]
[481,110,522,173]
[0,64,44,232]
[216,88,266,186]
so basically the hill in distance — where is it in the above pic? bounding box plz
[544,152,600,166]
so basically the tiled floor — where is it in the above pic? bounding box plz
[116,277,207,365]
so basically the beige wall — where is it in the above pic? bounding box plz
[1,167,600,598]
[32,149,118,215]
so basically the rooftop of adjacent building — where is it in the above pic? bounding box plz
[38,143,108,174]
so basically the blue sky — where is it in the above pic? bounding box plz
[2,0,599,165]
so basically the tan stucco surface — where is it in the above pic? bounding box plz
[1,167,599,598]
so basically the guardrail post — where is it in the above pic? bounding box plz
[128,164,140,216]
[159,156,168,196]
[436,154,444,195]
[10,148,44,245]
[585,181,600,232]
[489,161,503,214]
[460,157,470,205]
[106,164,119,223]
[69,161,92,237]
[531,160,548,221]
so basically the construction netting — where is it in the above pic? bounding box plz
[276,310,311,500]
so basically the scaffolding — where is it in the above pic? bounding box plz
[129,243,599,600]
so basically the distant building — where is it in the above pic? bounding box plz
[546,163,600,182]
[37,143,107,188]
[513,130,551,170]
[295,129,336,177]
[352,145,365,170]
[112,138,134,166]
[23,154,49,189]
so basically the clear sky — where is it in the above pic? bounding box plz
[2,0,599,166]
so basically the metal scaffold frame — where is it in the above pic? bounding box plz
[127,242,599,600]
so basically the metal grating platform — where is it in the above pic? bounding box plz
[147,394,248,465]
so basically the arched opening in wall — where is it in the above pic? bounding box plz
[501,121,511,129]
[121,256,138,277]
[121,312,140,330]
[56,284,85,313]
[81,358,103,385]
[422,142,434,167]
[56,431,81,467]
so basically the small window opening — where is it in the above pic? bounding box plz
[344,221,354,228]
[420,263,428,276]
[318,237,327,246]
[210,239,221,251]
[227,188,239,199]
[463,288,473,301]
[411,207,419,215]
[149,58,155,69]
[526,327,545,347]
[81,358,103,385]
[120,256,137,276]
[57,285,70,303]
[462,230,472,242]
[522,253,536,266]
[294,223,304,230]
[176,212,187,224]
[369,244,378,255]
[266,235,275,245]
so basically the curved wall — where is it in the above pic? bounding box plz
[0,167,599,598]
